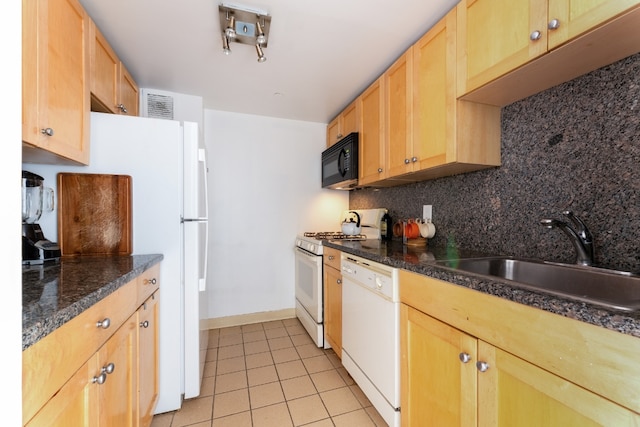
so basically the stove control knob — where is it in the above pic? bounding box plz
[296,239,301,246]
[310,244,316,253]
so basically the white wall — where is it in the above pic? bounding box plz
[204,110,348,319]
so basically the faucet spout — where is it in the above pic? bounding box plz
[540,212,594,266]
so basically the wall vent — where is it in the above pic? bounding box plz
[144,93,174,120]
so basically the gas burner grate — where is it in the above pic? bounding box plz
[304,231,367,240]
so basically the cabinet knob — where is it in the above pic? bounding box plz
[337,279,342,285]
[336,133,343,140]
[548,19,560,30]
[459,352,471,363]
[96,318,111,329]
[102,362,115,375]
[41,128,54,136]
[378,168,383,173]
[411,157,418,162]
[117,103,128,114]
[404,159,410,164]
[92,373,107,385]
[140,320,150,328]
[530,30,542,41]
[476,361,490,372]
[328,255,335,261]
[144,277,157,285]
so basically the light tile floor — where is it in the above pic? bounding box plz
[150,317,388,427]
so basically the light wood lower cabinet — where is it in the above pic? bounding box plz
[138,291,159,427]
[400,270,640,426]
[323,247,342,357]
[23,264,161,427]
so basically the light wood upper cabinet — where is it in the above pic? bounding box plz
[323,248,342,358]
[119,64,140,116]
[90,20,139,116]
[327,100,358,147]
[358,77,385,186]
[384,50,414,178]
[22,0,90,165]
[457,0,547,96]
[458,0,640,102]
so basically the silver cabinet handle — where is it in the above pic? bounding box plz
[530,30,542,41]
[93,362,115,384]
[144,277,157,285]
[336,133,343,140]
[140,320,150,328]
[378,168,383,173]
[411,157,418,162]
[404,159,410,164]
[102,363,115,375]
[337,279,342,285]
[41,128,54,136]
[476,361,490,372]
[328,255,335,261]
[117,104,128,114]
[96,318,111,329]
[459,352,471,363]
[548,19,560,30]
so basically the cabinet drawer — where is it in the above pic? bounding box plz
[23,279,137,423]
[323,247,341,270]
[137,263,160,305]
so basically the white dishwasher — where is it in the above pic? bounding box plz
[341,254,400,427]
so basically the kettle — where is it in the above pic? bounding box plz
[341,211,361,235]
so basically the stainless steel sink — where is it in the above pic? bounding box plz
[435,257,640,312]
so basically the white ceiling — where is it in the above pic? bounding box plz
[79,0,459,124]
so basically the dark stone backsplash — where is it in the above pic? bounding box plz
[350,53,640,272]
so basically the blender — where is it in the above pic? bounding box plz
[22,170,61,264]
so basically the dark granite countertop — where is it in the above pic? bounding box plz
[22,254,163,350]
[324,239,640,338]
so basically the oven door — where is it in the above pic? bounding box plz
[294,247,323,323]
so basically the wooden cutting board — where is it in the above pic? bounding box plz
[57,173,133,256]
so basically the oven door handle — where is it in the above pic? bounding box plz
[296,246,321,259]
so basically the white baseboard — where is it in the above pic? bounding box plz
[201,308,297,330]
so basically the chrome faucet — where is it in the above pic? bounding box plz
[540,211,594,266]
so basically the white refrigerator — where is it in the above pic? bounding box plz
[23,111,209,413]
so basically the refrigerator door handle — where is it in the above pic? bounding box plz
[200,219,208,292]
[199,148,209,220]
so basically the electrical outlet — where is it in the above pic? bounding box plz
[423,205,433,221]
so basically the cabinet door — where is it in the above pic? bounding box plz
[138,292,159,427]
[547,0,640,49]
[327,117,341,147]
[340,101,359,139]
[457,0,547,96]
[477,341,640,426]
[359,77,385,185]
[98,317,137,427]
[385,50,413,178]
[412,12,452,171]
[26,355,99,427]
[90,20,119,114]
[324,266,342,358]
[119,64,139,116]
[22,0,90,165]
[401,304,477,427]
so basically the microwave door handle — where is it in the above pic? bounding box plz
[338,148,347,177]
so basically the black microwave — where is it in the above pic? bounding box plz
[321,132,359,190]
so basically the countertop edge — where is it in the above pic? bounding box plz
[325,241,640,338]
[22,254,163,350]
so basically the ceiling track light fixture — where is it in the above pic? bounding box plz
[218,3,271,63]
